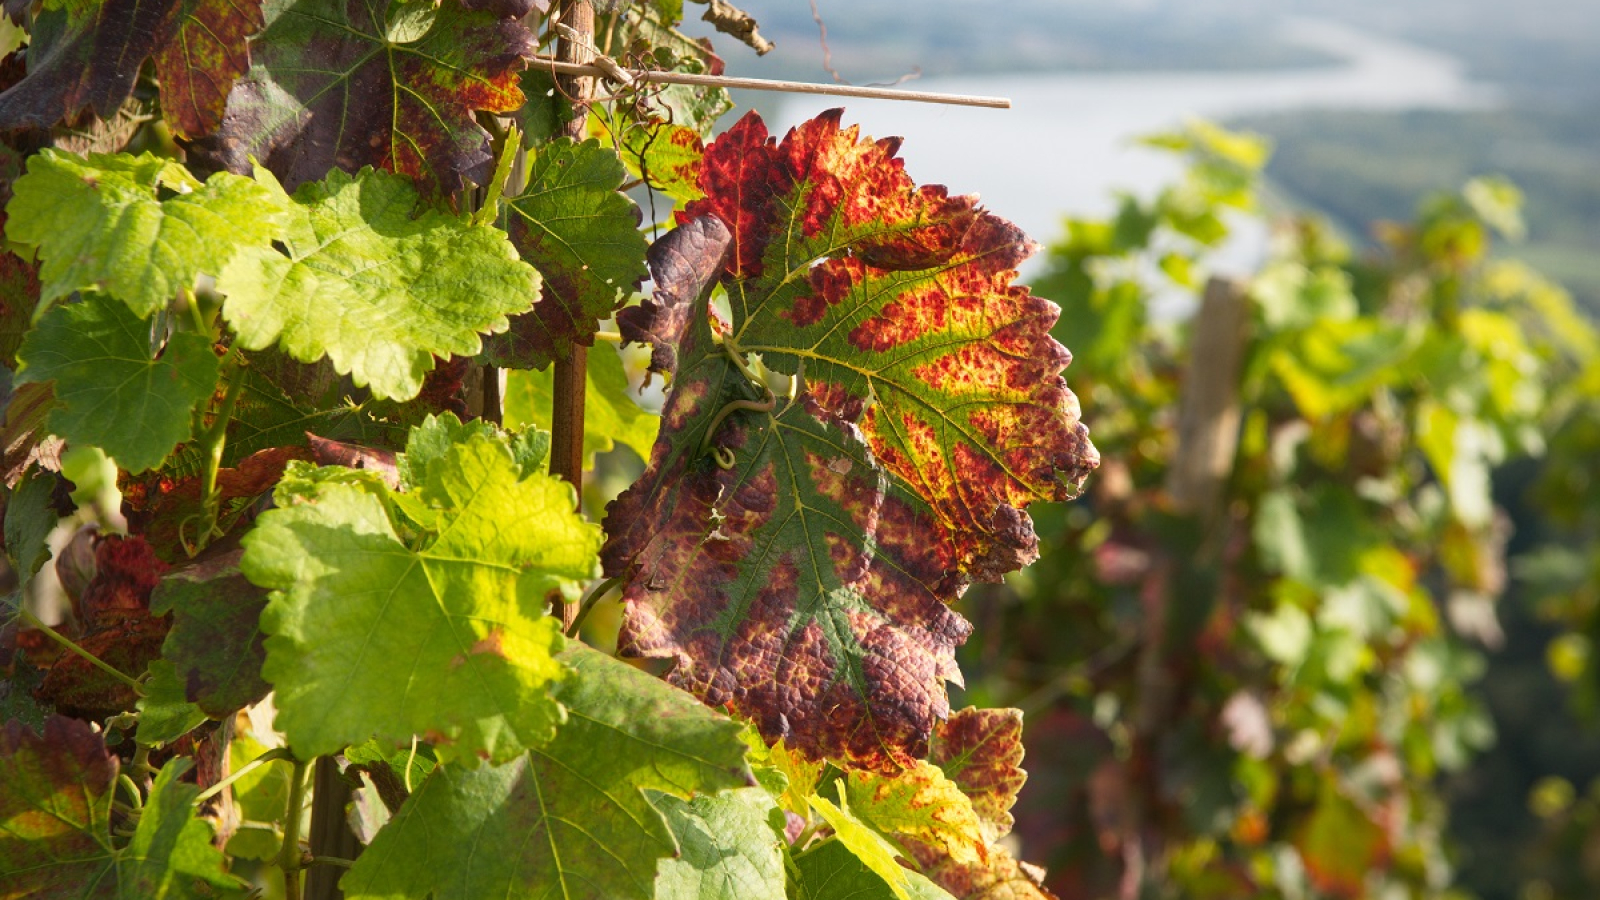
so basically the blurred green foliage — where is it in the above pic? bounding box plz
[958,119,1600,899]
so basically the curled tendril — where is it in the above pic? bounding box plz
[700,392,777,462]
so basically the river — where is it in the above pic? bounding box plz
[769,17,1499,278]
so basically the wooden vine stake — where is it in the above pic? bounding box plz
[551,0,596,631]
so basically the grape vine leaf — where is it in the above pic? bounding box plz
[593,105,706,205]
[629,109,1097,579]
[810,785,921,900]
[241,429,599,764]
[14,293,220,473]
[651,787,787,900]
[5,150,290,318]
[603,303,973,769]
[148,549,271,717]
[135,659,208,746]
[843,761,987,866]
[792,838,957,900]
[4,466,59,589]
[187,0,533,196]
[0,0,262,137]
[928,707,1026,843]
[504,342,658,467]
[395,412,548,487]
[904,840,1057,900]
[481,138,649,368]
[341,643,754,900]
[0,214,39,367]
[216,166,538,401]
[0,715,116,895]
[0,717,247,898]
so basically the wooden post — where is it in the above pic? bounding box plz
[1164,276,1249,521]
[550,0,596,631]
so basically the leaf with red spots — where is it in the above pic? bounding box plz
[603,111,1096,768]
[186,0,533,196]
[602,300,972,770]
[636,109,1098,580]
[842,760,988,866]
[0,0,262,138]
[903,840,1058,900]
[928,707,1026,843]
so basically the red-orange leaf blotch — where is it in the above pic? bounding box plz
[152,0,265,140]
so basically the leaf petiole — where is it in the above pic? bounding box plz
[12,606,144,695]
[184,348,249,556]
[193,746,295,805]
[279,757,313,900]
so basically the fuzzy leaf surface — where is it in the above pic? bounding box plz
[342,643,753,900]
[636,109,1098,581]
[928,707,1025,843]
[843,761,987,866]
[188,0,532,196]
[217,167,537,401]
[651,788,786,900]
[504,342,658,467]
[0,718,245,897]
[149,549,271,717]
[15,294,220,473]
[5,150,288,317]
[603,286,971,769]
[482,138,648,368]
[241,432,600,763]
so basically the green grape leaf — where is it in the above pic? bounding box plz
[342,643,754,900]
[603,305,973,769]
[481,138,648,368]
[627,109,1098,580]
[396,412,547,488]
[792,838,957,900]
[5,466,60,588]
[603,3,731,137]
[810,785,918,900]
[223,728,293,861]
[148,549,271,717]
[0,716,247,898]
[928,707,1026,843]
[504,342,658,467]
[5,150,289,317]
[0,0,261,137]
[242,430,598,763]
[188,0,533,196]
[842,761,987,866]
[216,166,538,401]
[15,293,220,473]
[1268,317,1419,421]
[135,659,208,746]
[651,788,786,900]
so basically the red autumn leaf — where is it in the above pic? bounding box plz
[187,0,533,196]
[604,110,1097,768]
[0,716,118,896]
[0,0,263,138]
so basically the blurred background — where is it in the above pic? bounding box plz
[682,2,1600,898]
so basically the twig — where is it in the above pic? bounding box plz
[530,57,1011,109]
[808,0,844,84]
[279,758,312,900]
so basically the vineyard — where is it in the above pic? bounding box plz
[2,2,1599,900]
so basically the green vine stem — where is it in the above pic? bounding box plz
[566,575,623,637]
[278,757,312,900]
[13,606,143,694]
[183,348,249,556]
[193,746,295,805]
